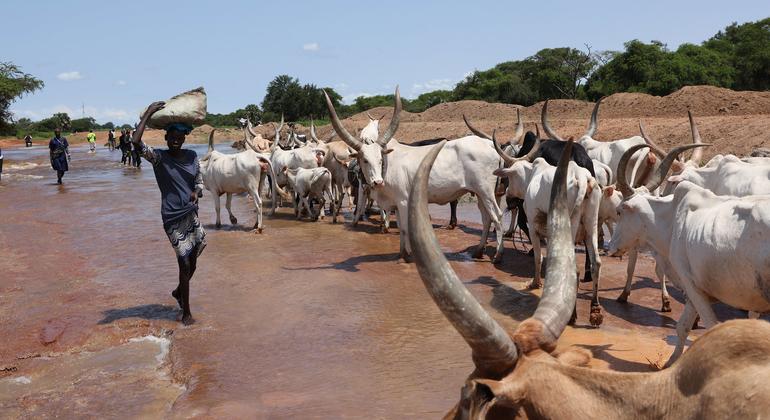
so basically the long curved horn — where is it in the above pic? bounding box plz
[583,97,603,138]
[688,111,704,166]
[247,119,258,139]
[541,100,564,141]
[207,128,215,154]
[378,86,401,146]
[534,123,540,138]
[366,111,375,121]
[644,143,711,192]
[323,90,363,151]
[408,140,518,377]
[523,139,578,346]
[310,117,320,143]
[270,115,284,153]
[617,144,647,199]
[639,120,666,158]
[492,129,515,166]
[463,114,492,140]
[511,108,524,145]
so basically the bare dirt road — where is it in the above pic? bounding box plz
[0,137,756,417]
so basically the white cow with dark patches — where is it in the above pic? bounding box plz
[284,166,333,222]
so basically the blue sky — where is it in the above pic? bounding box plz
[4,0,767,124]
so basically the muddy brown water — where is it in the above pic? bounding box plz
[0,144,753,418]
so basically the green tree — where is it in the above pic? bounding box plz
[406,90,454,112]
[0,62,44,134]
[704,18,770,90]
[261,75,304,121]
[70,117,97,132]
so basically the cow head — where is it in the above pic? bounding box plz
[324,87,400,188]
[608,142,710,256]
[492,130,541,198]
[409,140,579,418]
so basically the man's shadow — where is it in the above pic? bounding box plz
[98,304,178,324]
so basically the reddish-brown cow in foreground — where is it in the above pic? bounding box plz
[408,140,770,419]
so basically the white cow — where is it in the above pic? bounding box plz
[284,166,333,221]
[543,98,658,187]
[200,129,287,233]
[493,137,603,326]
[309,119,353,223]
[240,118,272,154]
[325,87,506,262]
[608,143,770,366]
[270,116,322,191]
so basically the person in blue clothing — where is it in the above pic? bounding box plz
[49,128,71,184]
[132,101,205,325]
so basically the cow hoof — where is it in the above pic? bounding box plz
[381,227,389,234]
[616,292,629,303]
[492,253,503,264]
[215,222,222,229]
[526,249,535,257]
[400,253,413,263]
[447,223,456,230]
[230,216,238,224]
[589,305,603,327]
[528,280,542,290]
[503,231,513,239]
[580,275,593,283]
[692,315,700,329]
[661,298,672,313]
[256,227,263,234]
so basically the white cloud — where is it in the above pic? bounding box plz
[57,71,83,81]
[303,42,319,51]
[334,82,348,90]
[411,78,456,95]
[116,80,127,86]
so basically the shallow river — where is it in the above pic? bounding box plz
[0,143,749,418]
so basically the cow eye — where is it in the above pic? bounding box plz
[362,159,368,164]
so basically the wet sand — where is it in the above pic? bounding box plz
[0,144,751,417]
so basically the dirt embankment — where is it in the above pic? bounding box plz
[4,85,768,156]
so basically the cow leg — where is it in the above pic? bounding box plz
[617,248,638,303]
[448,200,458,229]
[529,224,543,289]
[381,209,390,234]
[225,193,238,225]
[396,206,412,262]
[472,201,491,260]
[581,240,593,283]
[585,228,603,327]
[666,299,699,367]
[481,196,505,263]
[352,182,366,226]
[214,193,223,228]
[317,196,325,221]
[656,258,671,312]
[503,204,518,239]
[249,185,263,233]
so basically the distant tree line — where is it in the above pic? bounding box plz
[2,17,768,134]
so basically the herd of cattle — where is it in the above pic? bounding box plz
[197,87,770,417]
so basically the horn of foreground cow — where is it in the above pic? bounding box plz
[378,86,401,146]
[407,139,578,377]
[617,143,711,198]
[324,90,363,151]
[541,100,565,141]
[463,109,524,146]
[463,114,493,140]
[638,120,667,159]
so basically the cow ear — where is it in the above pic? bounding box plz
[493,167,514,178]
[603,185,615,197]
[382,148,395,155]
[667,175,683,183]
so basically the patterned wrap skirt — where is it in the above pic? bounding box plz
[164,211,207,258]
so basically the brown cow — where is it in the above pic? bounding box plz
[408,140,770,419]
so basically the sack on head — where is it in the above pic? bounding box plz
[143,87,207,130]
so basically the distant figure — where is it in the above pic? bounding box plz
[24,134,32,147]
[119,129,132,165]
[0,146,4,182]
[107,129,116,151]
[87,129,96,152]
[49,128,71,184]
[129,129,141,168]
[132,101,205,325]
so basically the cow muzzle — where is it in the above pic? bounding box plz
[372,179,384,187]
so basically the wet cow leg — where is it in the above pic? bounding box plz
[448,200,458,229]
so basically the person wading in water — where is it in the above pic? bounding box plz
[49,128,71,184]
[132,101,205,325]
